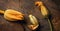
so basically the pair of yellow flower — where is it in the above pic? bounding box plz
[0,9,39,30]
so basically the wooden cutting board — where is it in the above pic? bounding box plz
[0,0,60,31]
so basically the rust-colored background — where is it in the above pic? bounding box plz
[0,0,60,31]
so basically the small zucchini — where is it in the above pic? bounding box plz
[27,14,39,30]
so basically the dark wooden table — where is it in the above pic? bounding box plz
[0,0,60,31]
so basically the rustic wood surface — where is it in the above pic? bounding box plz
[0,0,60,31]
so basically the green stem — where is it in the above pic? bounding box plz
[47,18,53,31]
